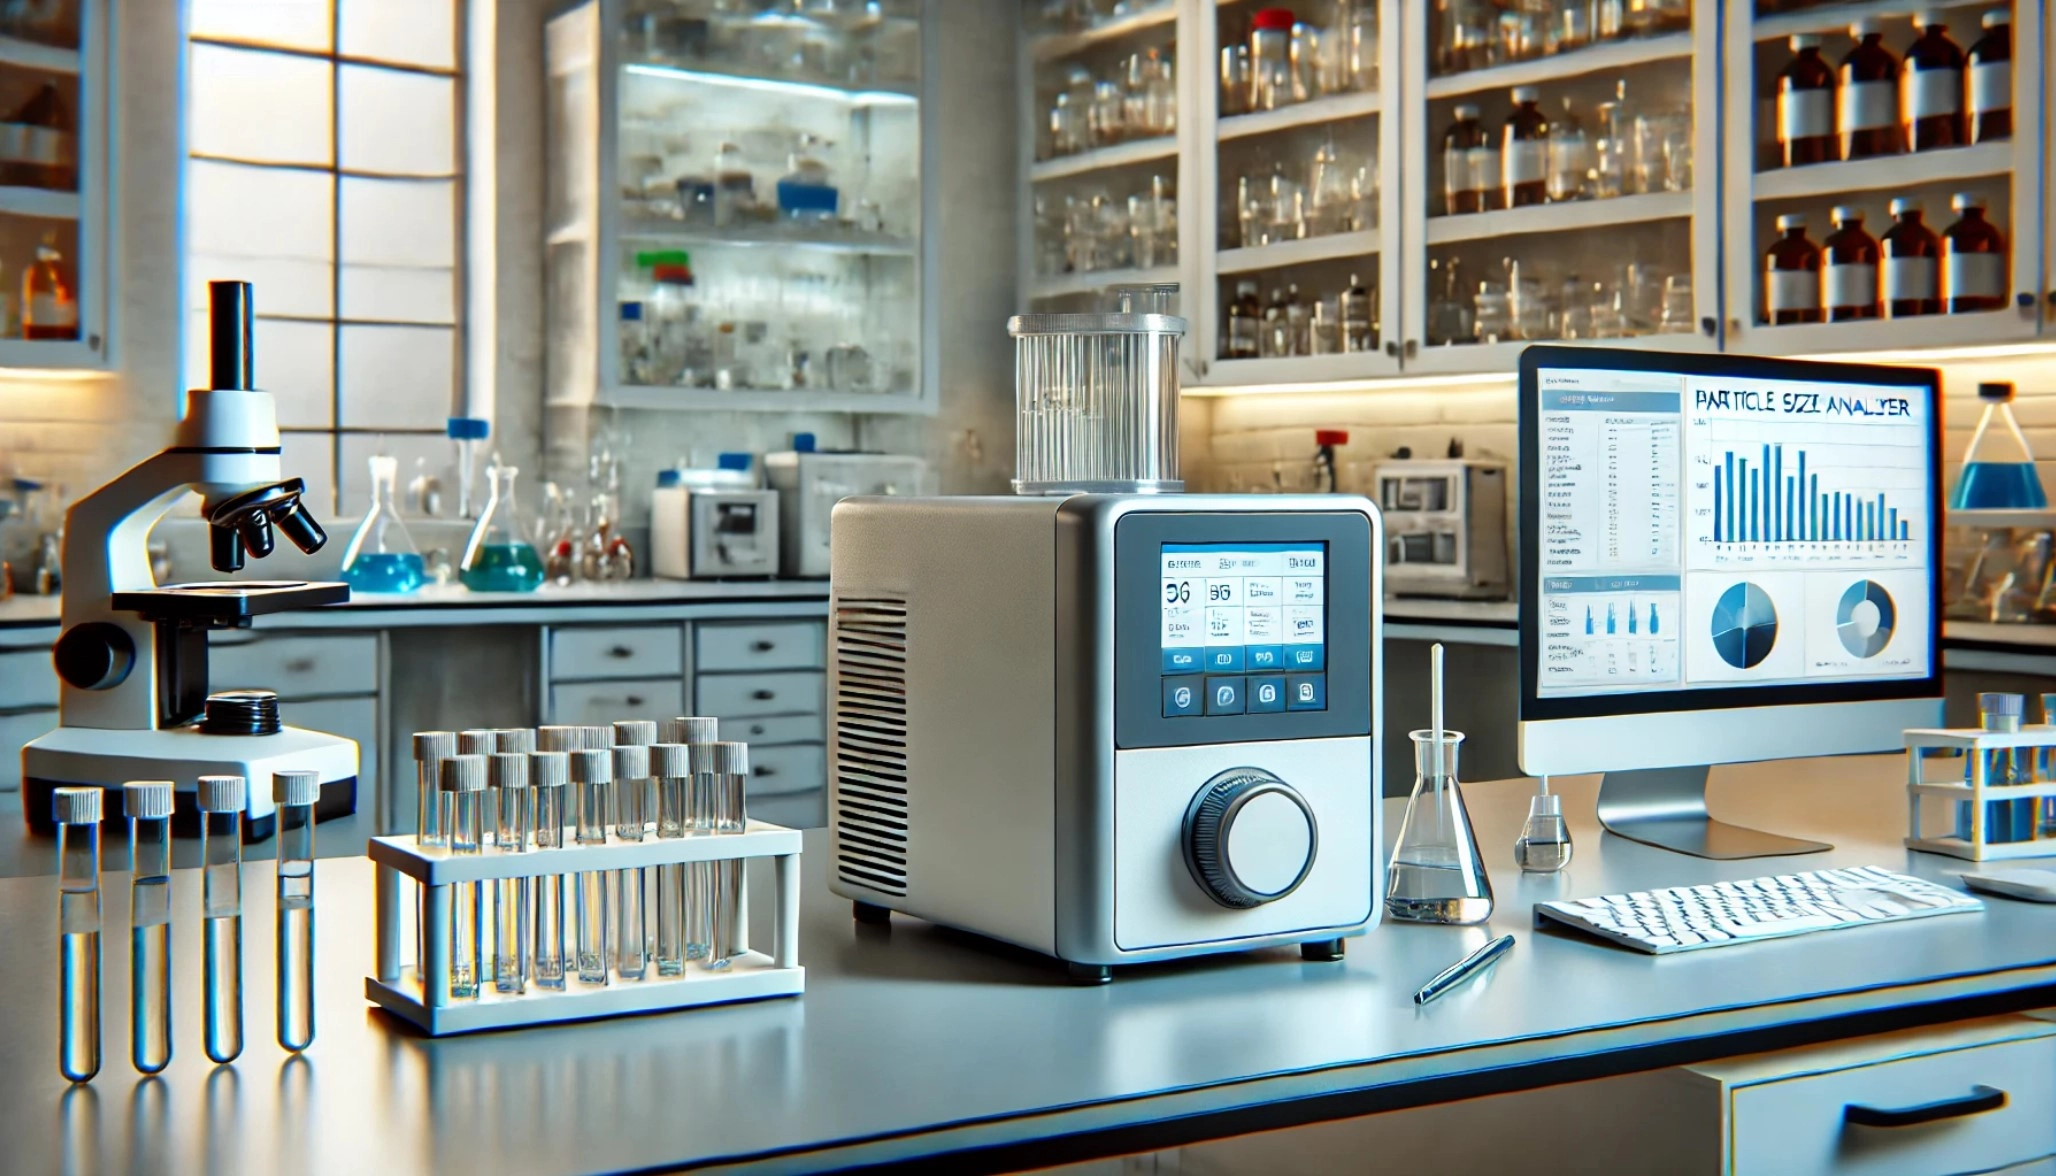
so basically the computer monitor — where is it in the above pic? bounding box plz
[1517,346,1944,859]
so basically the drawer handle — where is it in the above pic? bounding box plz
[1844,1085,2006,1129]
[607,645,634,659]
[753,765,776,777]
[751,689,775,701]
[285,658,315,674]
[751,640,776,652]
[749,723,766,736]
[624,695,646,707]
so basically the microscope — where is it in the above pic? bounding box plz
[21,280,358,838]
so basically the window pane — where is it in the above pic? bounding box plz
[339,432,450,516]
[339,0,456,70]
[280,431,338,518]
[340,176,454,323]
[190,0,331,52]
[187,160,333,317]
[338,66,455,176]
[189,44,334,166]
[185,314,334,429]
[339,323,453,430]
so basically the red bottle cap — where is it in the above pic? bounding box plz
[1253,8,1296,32]
[1316,429,1350,447]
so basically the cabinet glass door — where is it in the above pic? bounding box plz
[0,0,102,368]
[1397,0,1717,376]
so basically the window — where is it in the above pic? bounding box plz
[184,0,463,513]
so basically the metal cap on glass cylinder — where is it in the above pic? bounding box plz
[1007,310,1186,496]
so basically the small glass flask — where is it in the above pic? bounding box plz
[1952,382,2047,510]
[1514,781,1572,872]
[1386,729,1494,924]
[54,786,102,1083]
[459,462,546,593]
[340,454,426,593]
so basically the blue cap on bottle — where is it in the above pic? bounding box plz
[717,452,752,472]
[656,469,682,488]
[793,432,817,453]
[621,301,645,321]
[447,417,490,441]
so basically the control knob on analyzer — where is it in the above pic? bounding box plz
[1183,768,1318,909]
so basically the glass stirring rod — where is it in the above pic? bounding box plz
[529,751,571,989]
[54,787,103,1083]
[569,749,614,985]
[197,775,247,1064]
[123,781,174,1075]
[274,770,320,1052]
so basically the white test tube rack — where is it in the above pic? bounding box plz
[365,821,804,1036]
[1904,725,2056,862]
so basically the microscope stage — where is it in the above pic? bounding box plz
[111,580,350,624]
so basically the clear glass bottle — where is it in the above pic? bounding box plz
[1225,278,1261,359]
[1251,8,1296,111]
[1502,86,1549,208]
[1943,192,2007,314]
[1838,19,1900,160]
[340,454,426,593]
[22,233,75,340]
[1442,103,1488,215]
[274,770,318,1051]
[1961,692,2033,844]
[529,750,570,990]
[1284,282,1310,356]
[1902,10,1966,152]
[1953,381,2047,510]
[1968,9,2011,144]
[1776,34,1838,167]
[1341,273,1374,353]
[459,463,546,593]
[1340,0,1377,91]
[1386,730,1493,924]
[1261,287,1291,359]
[1882,198,1942,318]
[1764,213,1822,325]
[1513,784,1572,872]
[124,780,172,1075]
[197,775,245,1065]
[1823,206,1880,322]
[54,787,101,1083]
[580,490,636,581]
[1219,42,1251,117]
[442,755,486,999]
[1306,130,1351,237]
[1546,95,1590,202]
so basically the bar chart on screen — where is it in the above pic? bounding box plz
[1685,416,1927,570]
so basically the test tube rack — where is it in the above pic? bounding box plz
[1904,726,2056,861]
[365,821,803,1036]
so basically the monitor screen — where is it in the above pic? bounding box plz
[1160,543,1327,712]
[1526,356,1938,709]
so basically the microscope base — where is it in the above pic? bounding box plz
[21,724,359,837]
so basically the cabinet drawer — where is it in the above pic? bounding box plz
[0,648,56,710]
[211,633,379,698]
[1730,1031,2056,1175]
[0,709,55,791]
[721,713,824,745]
[550,678,686,727]
[750,789,825,830]
[696,621,825,672]
[745,742,825,797]
[696,670,824,719]
[550,625,683,682]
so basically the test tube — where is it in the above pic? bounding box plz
[652,743,691,976]
[197,774,247,1065]
[570,748,613,984]
[443,755,488,998]
[123,780,173,1075]
[612,744,651,980]
[535,725,580,754]
[707,742,748,969]
[458,729,496,756]
[274,769,320,1052]
[670,718,720,962]
[2040,694,2056,839]
[662,716,719,747]
[490,752,532,994]
[529,750,571,989]
[1966,693,2028,843]
[412,732,457,980]
[495,728,537,754]
[54,787,102,1083]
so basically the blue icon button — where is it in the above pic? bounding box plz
[1245,645,1284,670]
[1163,647,1203,674]
[1247,675,1286,713]
[1163,676,1204,717]
[1285,644,1325,671]
[1204,646,1245,673]
[1205,676,1246,715]
[1286,674,1326,711]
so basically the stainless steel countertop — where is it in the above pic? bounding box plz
[3,756,2054,1173]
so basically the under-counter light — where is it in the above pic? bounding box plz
[1811,341,2056,366]
[0,367,115,384]
[621,62,917,107]
[1183,371,1516,397]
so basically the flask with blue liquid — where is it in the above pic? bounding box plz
[1952,382,2047,510]
[338,454,426,593]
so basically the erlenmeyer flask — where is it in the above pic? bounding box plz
[1954,382,2048,510]
[459,463,546,593]
[339,454,426,593]
[1386,729,1494,924]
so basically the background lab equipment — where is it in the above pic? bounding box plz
[20,282,357,838]
[651,460,781,580]
[827,309,1382,983]
[763,446,930,578]
[1375,457,1510,600]
[1516,346,1944,858]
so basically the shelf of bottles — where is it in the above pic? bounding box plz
[0,0,98,368]
[548,0,927,413]
[1725,0,2043,356]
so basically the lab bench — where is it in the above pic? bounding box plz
[2,758,2054,1174]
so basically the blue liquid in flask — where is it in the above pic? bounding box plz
[341,551,426,593]
[460,543,545,593]
[1952,463,2048,510]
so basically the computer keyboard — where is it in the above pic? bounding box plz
[1534,866,1984,955]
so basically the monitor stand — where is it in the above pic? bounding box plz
[1595,766,1831,860]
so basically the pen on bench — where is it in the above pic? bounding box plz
[1414,934,1515,1006]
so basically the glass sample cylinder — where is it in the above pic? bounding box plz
[613,744,651,980]
[197,775,247,1065]
[1961,692,2032,843]
[652,743,692,976]
[442,755,487,998]
[124,780,173,1075]
[530,751,571,990]
[55,787,102,1083]
[1514,790,1572,872]
[1386,731,1493,924]
[274,770,319,1051]
[571,749,613,985]
[491,753,532,995]
[701,742,750,969]
[1008,312,1186,495]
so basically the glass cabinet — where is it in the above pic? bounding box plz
[548,0,929,414]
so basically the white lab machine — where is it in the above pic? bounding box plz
[763,448,930,578]
[828,311,1382,982]
[651,462,781,579]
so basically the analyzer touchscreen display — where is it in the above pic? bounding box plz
[1159,543,1328,717]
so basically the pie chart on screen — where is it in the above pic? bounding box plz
[1837,579,1895,658]
[1711,582,1777,670]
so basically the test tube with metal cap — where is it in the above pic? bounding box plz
[197,774,247,1064]
[443,755,488,998]
[490,752,532,994]
[570,748,613,984]
[651,743,692,975]
[669,719,720,960]
[414,731,458,844]
[702,742,749,969]
[662,716,718,747]
[123,781,174,1075]
[458,729,497,757]
[54,787,102,1082]
[529,750,571,989]
[615,718,660,841]
[612,743,651,980]
[495,728,537,754]
[274,769,320,1052]
[536,725,580,753]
